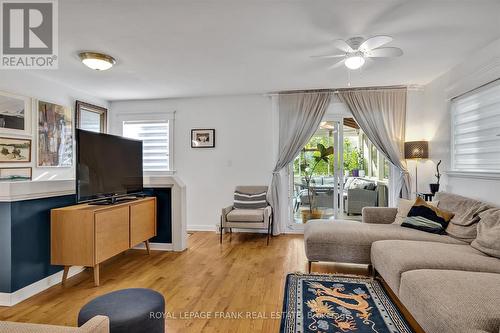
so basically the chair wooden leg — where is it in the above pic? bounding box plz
[266,213,272,245]
[219,216,223,244]
[369,264,376,278]
[308,261,312,273]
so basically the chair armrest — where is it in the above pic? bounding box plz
[264,205,272,222]
[222,205,234,217]
[348,188,378,203]
[362,207,397,224]
[79,316,110,333]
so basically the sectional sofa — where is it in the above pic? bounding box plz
[304,192,500,333]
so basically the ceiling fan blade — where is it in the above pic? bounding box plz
[332,39,353,53]
[366,47,403,58]
[359,35,393,51]
[310,54,345,59]
[328,59,345,70]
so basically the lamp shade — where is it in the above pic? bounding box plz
[405,141,429,159]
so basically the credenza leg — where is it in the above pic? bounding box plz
[93,264,100,287]
[61,266,70,286]
[145,240,151,255]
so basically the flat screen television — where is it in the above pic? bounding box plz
[76,129,143,203]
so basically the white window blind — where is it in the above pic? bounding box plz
[123,120,169,171]
[451,80,500,172]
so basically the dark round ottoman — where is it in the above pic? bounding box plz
[78,288,165,333]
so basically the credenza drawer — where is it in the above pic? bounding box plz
[95,206,130,263]
[130,199,156,247]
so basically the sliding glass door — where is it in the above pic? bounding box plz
[289,117,344,226]
[288,116,389,228]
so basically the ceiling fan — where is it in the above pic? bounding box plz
[312,35,403,70]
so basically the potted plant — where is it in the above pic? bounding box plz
[343,140,362,177]
[300,143,333,223]
[430,160,441,194]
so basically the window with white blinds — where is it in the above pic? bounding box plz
[451,80,500,173]
[122,120,170,171]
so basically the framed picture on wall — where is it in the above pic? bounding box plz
[191,129,215,148]
[37,100,73,167]
[0,91,32,136]
[0,137,31,163]
[0,167,32,181]
[75,100,108,133]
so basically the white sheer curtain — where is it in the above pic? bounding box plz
[338,88,410,205]
[269,92,332,235]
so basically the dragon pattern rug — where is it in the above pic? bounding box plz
[280,273,414,333]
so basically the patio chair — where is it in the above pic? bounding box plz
[220,186,273,245]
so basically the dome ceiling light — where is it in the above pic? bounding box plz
[79,52,116,71]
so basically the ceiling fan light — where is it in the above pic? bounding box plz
[344,55,365,70]
[79,52,116,71]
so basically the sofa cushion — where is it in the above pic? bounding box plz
[472,208,500,258]
[401,197,454,234]
[304,220,465,264]
[371,240,500,294]
[399,270,500,333]
[436,192,490,242]
[226,209,264,222]
[393,198,415,225]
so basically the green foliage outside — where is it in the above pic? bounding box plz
[343,139,363,175]
[293,135,334,176]
[293,136,365,177]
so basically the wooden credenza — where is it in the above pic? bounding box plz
[51,197,157,286]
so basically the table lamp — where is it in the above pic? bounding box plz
[404,140,429,194]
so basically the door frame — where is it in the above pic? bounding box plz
[287,115,345,230]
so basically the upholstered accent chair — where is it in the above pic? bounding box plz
[220,186,273,245]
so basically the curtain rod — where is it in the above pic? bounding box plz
[264,85,408,96]
[451,77,500,101]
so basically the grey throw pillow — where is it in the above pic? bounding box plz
[445,203,490,243]
[471,209,500,258]
[234,191,267,209]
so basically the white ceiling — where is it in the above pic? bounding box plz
[31,0,500,101]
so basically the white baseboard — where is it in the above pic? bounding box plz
[187,224,217,232]
[133,242,173,251]
[0,266,85,307]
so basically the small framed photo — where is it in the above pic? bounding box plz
[0,167,32,181]
[0,137,32,163]
[0,90,32,137]
[191,129,215,148]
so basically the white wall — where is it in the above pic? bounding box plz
[110,95,274,230]
[407,37,500,205]
[0,71,108,180]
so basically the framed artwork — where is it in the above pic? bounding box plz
[191,129,215,148]
[0,167,32,181]
[38,100,73,167]
[0,91,31,136]
[0,137,31,163]
[75,100,108,133]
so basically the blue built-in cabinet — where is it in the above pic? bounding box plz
[0,187,172,294]
[143,188,172,243]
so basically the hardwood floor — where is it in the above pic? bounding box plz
[0,232,421,332]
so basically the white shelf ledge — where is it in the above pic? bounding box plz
[0,179,75,202]
[446,171,500,180]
